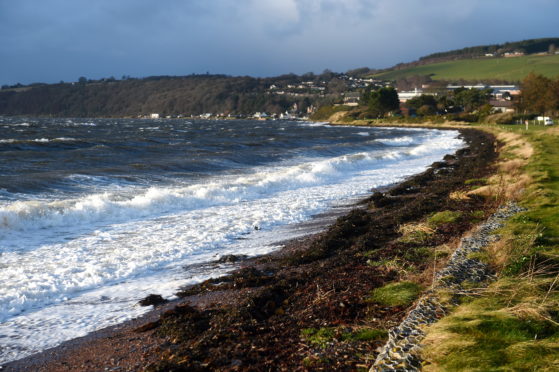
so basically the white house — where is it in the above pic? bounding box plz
[343,92,361,106]
[253,112,269,120]
[150,113,160,119]
[489,100,515,113]
[280,111,296,120]
[398,88,435,103]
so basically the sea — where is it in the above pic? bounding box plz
[0,117,464,364]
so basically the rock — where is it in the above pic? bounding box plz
[139,294,168,307]
[134,320,161,333]
[217,254,248,263]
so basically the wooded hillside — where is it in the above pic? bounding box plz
[0,74,341,117]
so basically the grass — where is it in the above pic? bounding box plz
[301,327,336,348]
[421,124,559,371]
[368,281,423,307]
[372,54,559,82]
[464,178,488,186]
[427,210,462,227]
[422,278,559,371]
[397,222,435,244]
[342,328,388,342]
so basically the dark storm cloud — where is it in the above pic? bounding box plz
[1,0,558,85]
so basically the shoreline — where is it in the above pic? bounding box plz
[3,127,499,371]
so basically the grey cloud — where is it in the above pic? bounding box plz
[1,0,558,85]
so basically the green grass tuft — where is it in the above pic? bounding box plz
[427,210,462,227]
[368,281,423,307]
[464,178,488,186]
[301,327,336,348]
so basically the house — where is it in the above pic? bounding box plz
[398,88,435,103]
[504,51,525,58]
[280,111,296,120]
[150,113,160,119]
[343,92,361,106]
[253,112,269,120]
[447,84,488,90]
[490,99,515,113]
[490,85,520,99]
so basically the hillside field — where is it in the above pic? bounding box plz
[374,54,559,82]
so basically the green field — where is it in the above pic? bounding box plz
[374,54,559,82]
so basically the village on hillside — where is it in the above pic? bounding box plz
[145,78,525,122]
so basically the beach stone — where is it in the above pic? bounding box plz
[138,294,168,307]
[217,254,248,263]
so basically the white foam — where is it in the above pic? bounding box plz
[377,136,415,146]
[301,121,330,127]
[0,138,75,144]
[54,137,77,141]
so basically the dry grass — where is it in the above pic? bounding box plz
[328,111,349,123]
[484,236,515,272]
[508,302,559,327]
[449,190,470,201]
[500,158,525,174]
[397,222,434,241]
[466,131,533,202]
[497,132,534,159]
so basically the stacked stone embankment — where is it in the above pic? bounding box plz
[371,203,525,372]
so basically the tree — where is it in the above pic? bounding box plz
[453,88,491,112]
[346,67,373,77]
[367,87,400,118]
[406,94,437,110]
[518,73,555,115]
[320,69,335,80]
[417,104,436,116]
[360,86,372,105]
[327,78,346,94]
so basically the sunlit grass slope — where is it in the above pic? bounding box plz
[374,54,559,82]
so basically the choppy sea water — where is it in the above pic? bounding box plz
[0,117,464,364]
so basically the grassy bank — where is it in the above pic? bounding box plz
[419,124,559,371]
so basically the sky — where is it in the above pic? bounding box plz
[1,0,558,85]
